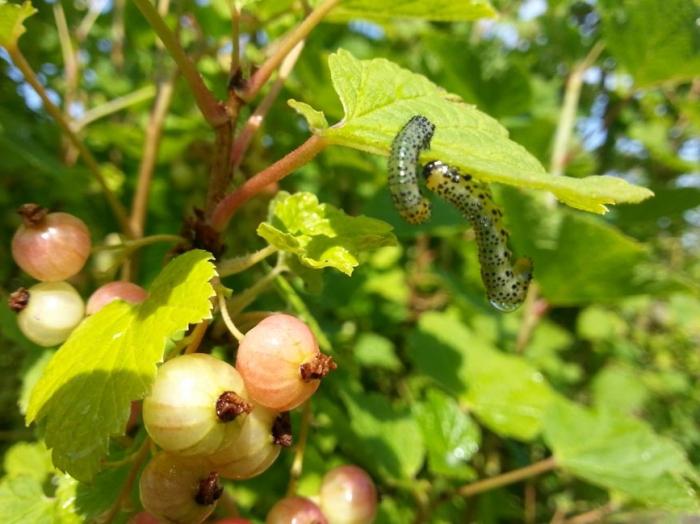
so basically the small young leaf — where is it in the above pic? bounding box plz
[293,49,653,213]
[328,0,496,21]
[415,389,480,480]
[258,191,397,275]
[3,442,53,482]
[544,399,700,511]
[26,250,217,481]
[0,0,36,48]
[288,99,329,132]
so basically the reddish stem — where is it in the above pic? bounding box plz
[210,135,326,231]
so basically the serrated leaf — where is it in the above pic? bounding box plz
[415,389,480,480]
[258,191,396,275]
[297,49,652,213]
[326,0,496,21]
[288,99,328,132]
[26,250,217,481]
[0,0,36,48]
[0,476,58,524]
[408,312,554,440]
[599,0,700,87]
[544,399,700,511]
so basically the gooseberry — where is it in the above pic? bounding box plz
[319,465,377,524]
[266,496,327,524]
[143,353,252,457]
[86,281,148,314]
[236,314,336,411]
[11,203,91,281]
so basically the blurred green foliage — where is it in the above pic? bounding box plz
[1,0,699,522]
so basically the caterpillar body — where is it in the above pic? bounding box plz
[423,160,533,312]
[387,115,435,224]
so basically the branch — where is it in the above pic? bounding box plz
[549,42,605,177]
[211,134,327,231]
[457,457,557,498]
[6,46,133,237]
[231,41,306,171]
[241,0,340,101]
[131,0,226,127]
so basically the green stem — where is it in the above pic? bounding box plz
[549,42,605,177]
[286,400,312,496]
[227,265,287,317]
[91,234,183,253]
[211,134,327,231]
[218,245,279,277]
[457,457,557,498]
[6,46,133,237]
[131,0,226,127]
[74,86,156,130]
[102,437,152,524]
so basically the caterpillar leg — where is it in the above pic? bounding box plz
[422,160,533,312]
[387,115,435,224]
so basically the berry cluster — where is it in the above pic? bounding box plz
[9,204,147,346]
[139,313,337,523]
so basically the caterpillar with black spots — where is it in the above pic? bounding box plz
[387,115,435,224]
[422,160,533,312]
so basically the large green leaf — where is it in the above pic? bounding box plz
[327,0,496,21]
[26,250,217,481]
[415,389,480,480]
[599,0,700,87]
[408,312,554,440]
[289,49,653,213]
[0,0,36,48]
[544,399,700,511]
[321,390,425,481]
[258,191,396,275]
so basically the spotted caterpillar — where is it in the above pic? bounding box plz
[423,160,533,312]
[387,115,435,224]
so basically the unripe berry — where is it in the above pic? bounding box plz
[139,452,222,524]
[143,353,252,457]
[320,465,377,524]
[86,281,148,315]
[11,203,91,281]
[236,314,336,411]
[127,511,159,524]
[213,519,252,524]
[196,407,292,480]
[266,496,327,524]
[14,282,85,347]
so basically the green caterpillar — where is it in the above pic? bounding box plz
[387,115,434,224]
[423,160,533,312]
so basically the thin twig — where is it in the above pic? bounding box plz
[515,283,548,353]
[102,437,152,524]
[91,234,183,253]
[549,42,605,177]
[211,134,327,231]
[131,0,226,127]
[457,457,557,498]
[111,0,126,69]
[74,86,156,130]
[76,0,106,41]
[241,0,340,101]
[217,245,279,277]
[218,289,245,342]
[6,46,133,237]
[227,265,287,317]
[130,74,177,238]
[229,2,241,80]
[286,400,312,496]
[231,40,305,171]
[184,321,209,354]
[564,502,617,524]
